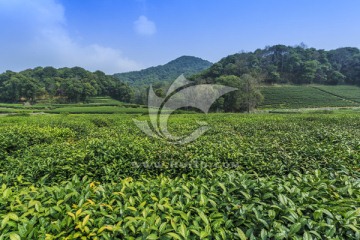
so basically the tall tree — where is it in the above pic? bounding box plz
[214,74,263,112]
[239,74,263,113]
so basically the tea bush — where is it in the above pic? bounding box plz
[0,113,359,239]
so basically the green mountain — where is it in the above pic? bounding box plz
[114,56,212,86]
[192,45,360,86]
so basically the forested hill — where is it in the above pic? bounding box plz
[113,56,212,86]
[0,67,132,103]
[192,45,360,85]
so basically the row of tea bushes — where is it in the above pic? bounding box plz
[1,170,359,239]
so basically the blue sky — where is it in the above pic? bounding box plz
[1,0,360,74]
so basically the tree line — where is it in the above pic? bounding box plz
[0,66,132,103]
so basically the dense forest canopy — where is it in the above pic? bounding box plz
[192,44,360,86]
[0,66,132,103]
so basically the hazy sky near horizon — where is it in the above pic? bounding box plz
[1,0,360,74]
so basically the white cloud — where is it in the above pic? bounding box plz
[0,0,141,74]
[134,15,156,36]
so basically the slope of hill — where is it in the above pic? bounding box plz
[114,56,212,86]
[193,45,360,86]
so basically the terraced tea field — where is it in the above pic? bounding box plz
[259,85,360,109]
[0,97,148,115]
[313,85,360,103]
[0,112,359,239]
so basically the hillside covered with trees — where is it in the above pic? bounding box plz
[193,44,360,85]
[0,67,132,103]
[114,56,212,86]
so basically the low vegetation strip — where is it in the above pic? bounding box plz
[44,106,148,114]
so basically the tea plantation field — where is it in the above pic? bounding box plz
[0,113,360,239]
[313,85,360,104]
[259,85,360,109]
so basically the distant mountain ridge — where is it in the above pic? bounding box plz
[114,56,212,86]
